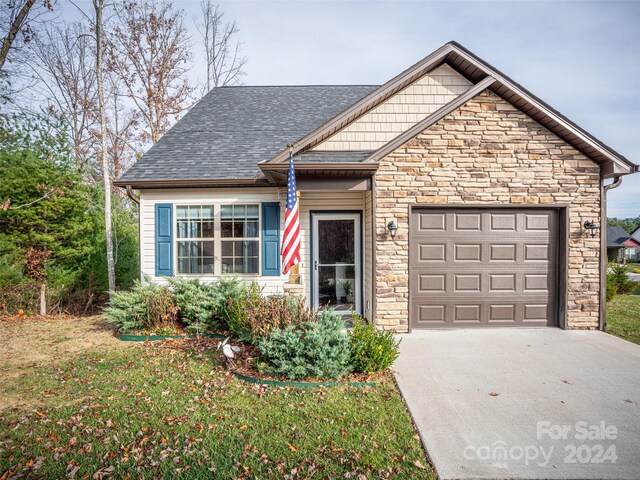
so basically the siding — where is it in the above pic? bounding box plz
[312,65,472,151]
[140,188,373,314]
[140,188,288,294]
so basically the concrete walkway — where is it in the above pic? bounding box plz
[393,329,640,479]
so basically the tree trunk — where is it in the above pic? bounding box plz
[0,0,36,70]
[39,283,46,316]
[94,0,116,297]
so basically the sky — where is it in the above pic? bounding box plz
[66,0,640,218]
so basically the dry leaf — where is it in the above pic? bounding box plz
[413,460,426,469]
[489,391,500,397]
[240,424,248,431]
[288,443,297,452]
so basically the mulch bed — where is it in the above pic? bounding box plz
[143,336,377,386]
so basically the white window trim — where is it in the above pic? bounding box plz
[220,204,261,276]
[172,202,262,277]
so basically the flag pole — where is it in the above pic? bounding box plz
[284,144,300,284]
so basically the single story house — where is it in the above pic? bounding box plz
[115,42,638,332]
[628,226,640,262]
[607,225,640,262]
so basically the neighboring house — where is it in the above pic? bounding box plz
[628,226,640,262]
[114,42,639,332]
[608,225,640,262]
[606,226,636,262]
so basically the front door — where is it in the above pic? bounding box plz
[311,212,362,315]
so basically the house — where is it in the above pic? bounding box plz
[607,225,640,262]
[628,226,640,262]
[114,42,638,332]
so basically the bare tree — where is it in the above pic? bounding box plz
[93,0,115,296]
[196,0,246,91]
[105,74,141,177]
[0,0,55,103]
[27,20,98,168]
[107,0,194,144]
[0,0,37,70]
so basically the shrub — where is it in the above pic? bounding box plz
[606,278,617,303]
[349,315,400,373]
[227,283,316,343]
[257,310,350,380]
[104,280,178,333]
[168,277,217,333]
[210,276,248,327]
[608,263,635,295]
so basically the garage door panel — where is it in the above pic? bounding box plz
[417,213,446,231]
[489,274,516,292]
[490,213,517,231]
[418,243,446,262]
[418,274,445,293]
[455,244,482,261]
[454,304,481,323]
[454,274,481,292]
[410,208,559,329]
[454,213,482,231]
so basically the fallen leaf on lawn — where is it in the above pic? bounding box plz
[489,391,500,397]
[413,460,427,469]
[240,424,248,431]
[288,443,297,452]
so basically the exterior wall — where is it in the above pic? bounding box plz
[374,90,601,331]
[140,188,288,294]
[140,188,373,316]
[312,65,472,151]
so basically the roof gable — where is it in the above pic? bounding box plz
[311,64,472,151]
[261,42,637,179]
[607,225,632,247]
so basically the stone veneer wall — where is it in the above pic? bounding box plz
[374,90,601,331]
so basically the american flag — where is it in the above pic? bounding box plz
[281,148,301,274]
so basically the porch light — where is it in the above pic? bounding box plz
[583,220,598,238]
[387,220,398,239]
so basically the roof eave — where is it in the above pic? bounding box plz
[112,178,272,189]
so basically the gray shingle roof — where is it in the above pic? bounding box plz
[607,225,631,247]
[117,85,378,183]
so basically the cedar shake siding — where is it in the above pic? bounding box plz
[374,90,601,331]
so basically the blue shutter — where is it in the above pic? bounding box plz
[261,202,280,276]
[155,203,173,277]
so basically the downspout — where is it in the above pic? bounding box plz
[125,185,140,204]
[599,175,622,331]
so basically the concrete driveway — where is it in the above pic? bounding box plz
[393,329,640,480]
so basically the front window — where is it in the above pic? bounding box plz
[176,205,215,274]
[221,204,259,274]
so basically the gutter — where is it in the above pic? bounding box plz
[599,175,623,331]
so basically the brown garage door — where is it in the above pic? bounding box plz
[409,208,559,328]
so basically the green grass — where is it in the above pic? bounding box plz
[0,317,433,479]
[607,294,640,345]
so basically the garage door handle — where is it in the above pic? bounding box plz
[314,260,318,271]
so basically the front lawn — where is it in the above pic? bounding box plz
[0,316,433,479]
[607,294,640,345]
